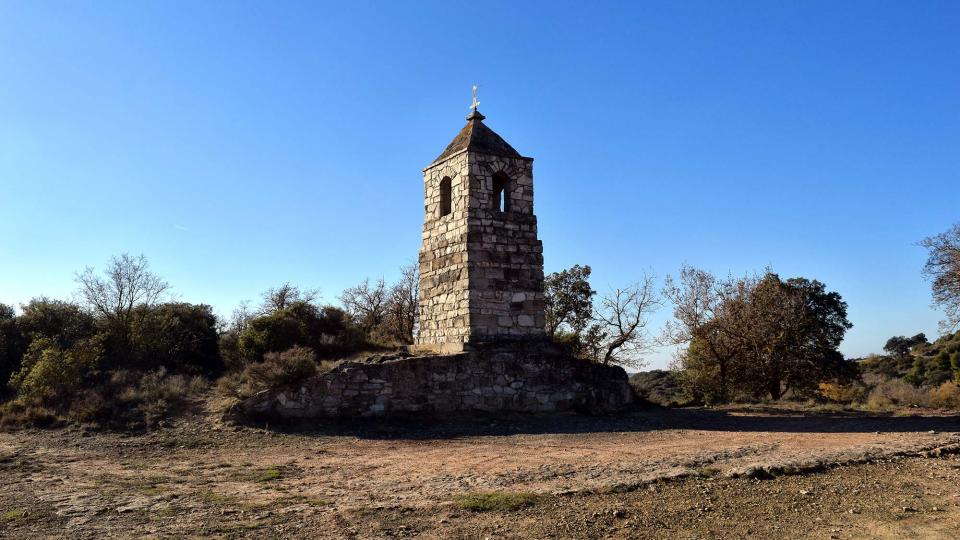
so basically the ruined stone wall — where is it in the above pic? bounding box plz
[237,347,635,420]
[416,151,545,350]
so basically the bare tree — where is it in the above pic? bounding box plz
[259,282,320,314]
[230,300,254,333]
[920,223,960,331]
[662,266,747,401]
[75,253,170,329]
[339,277,389,334]
[385,264,419,344]
[591,274,661,368]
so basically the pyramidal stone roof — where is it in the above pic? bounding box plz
[430,110,527,166]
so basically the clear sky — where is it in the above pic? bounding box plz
[1,1,958,369]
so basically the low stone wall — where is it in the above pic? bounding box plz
[236,345,635,420]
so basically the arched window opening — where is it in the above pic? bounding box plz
[438,177,452,218]
[492,172,511,212]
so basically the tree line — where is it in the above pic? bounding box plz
[1,220,958,425]
[544,263,855,402]
[546,220,960,404]
[0,254,420,428]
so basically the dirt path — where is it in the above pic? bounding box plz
[1,406,959,538]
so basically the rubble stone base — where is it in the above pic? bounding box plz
[235,343,636,421]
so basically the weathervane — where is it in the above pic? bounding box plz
[470,84,480,111]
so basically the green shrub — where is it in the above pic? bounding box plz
[16,298,96,348]
[0,305,25,393]
[238,303,364,364]
[9,337,102,405]
[132,303,222,375]
[218,331,243,373]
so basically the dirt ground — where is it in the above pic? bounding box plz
[1,405,959,539]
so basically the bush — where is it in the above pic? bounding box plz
[864,378,932,409]
[0,305,24,392]
[17,298,96,348]
[8,337,102,405]
[0,399,60,429]
[929,381,960,409]
[238,303,364,364]
[218,331,244,373]
[242,346,318,392]
[818,381,867,403]
[116,368,207,427]
[132,303,222,375]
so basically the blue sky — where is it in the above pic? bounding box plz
[1,1,958,368]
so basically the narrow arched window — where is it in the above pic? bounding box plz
[438,177,452,217]
[492,172,510,212]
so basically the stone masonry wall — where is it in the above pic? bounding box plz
[417,152,472,346]
[417,151,545,349]
[237,346,635,420]
[466,153,545,340]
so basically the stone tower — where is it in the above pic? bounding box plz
[415,109,545,352]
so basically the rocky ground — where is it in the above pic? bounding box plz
[1,405,959,539]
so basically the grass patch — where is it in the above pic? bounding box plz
[139,485,164,496]
[283,495,330,507]
[696,466,721,477]
[2,509,27,522]
[453,492,540,512]
[197,489,238,506]
[226,464,288,483]
[255,467,282,482]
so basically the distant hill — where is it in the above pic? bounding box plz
[629,369,688,406]
[859,331,960,387]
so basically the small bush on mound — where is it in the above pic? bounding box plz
[238,304,365,364]
[219,346,319,400]
[0,400,60,429]
[453,492,540,512]
[115,368,208,427]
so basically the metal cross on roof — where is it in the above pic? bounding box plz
[470,84,480,111]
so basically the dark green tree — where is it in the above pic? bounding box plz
[544,265,595,338]
[883,333,928,358]
[17,298,96,348]
[0,304,25,392]
[132,303,222,375]
[666,268,853,401]
[239,301,362,362]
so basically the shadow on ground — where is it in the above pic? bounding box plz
[256,406,960,441]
